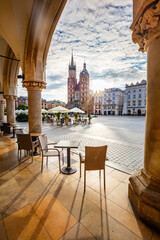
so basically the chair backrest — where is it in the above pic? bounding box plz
[39,134,48,151]
[16,134,33,150]
[85,145,107,171]
[3,123,11,134]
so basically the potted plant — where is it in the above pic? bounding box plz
[73,113,79,120]
[63,114,70,125]
[55,112,61,121]
[88,113,92,124]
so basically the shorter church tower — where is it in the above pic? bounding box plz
[79,62,89,108]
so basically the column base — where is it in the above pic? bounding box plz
[128,169,160,231]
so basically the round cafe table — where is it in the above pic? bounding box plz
[54,140,80,174]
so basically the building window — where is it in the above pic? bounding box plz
[133,90,136,93]
[128,101,130,106]
[139,94,141,98]
[138,100,141,106]
[112,101,115,104]
[133,101,136,106]
[112,93,115,96]
[128,95,130,99]
[133,95,135,98]
[145,100,146,105]
[139,89,141,92]
[113,97,115,100]
[128,91,130,93]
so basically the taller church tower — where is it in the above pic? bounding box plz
[67,52,77,108]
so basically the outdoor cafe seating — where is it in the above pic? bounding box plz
[16,133,39,162]
[39,134,61,172]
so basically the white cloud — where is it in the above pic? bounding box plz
[18,0,147,102]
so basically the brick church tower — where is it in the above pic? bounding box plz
[79,62,89,109]
[67,52,77,108]
[67,53,90,110]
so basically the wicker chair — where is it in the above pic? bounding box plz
[16,133,39,162]
[79,145,107,190]
[39,134,61,172]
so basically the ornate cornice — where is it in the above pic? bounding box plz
[22,81,46,90]
[4,95,17,101]
[131,1,160,52]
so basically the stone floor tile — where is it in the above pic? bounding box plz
[59,222,96,240]
[90,175,121,196]
[0,176,17,190]
[123,175,130,184]
[4,204,52,240]
[14,167,34,188]
[80,208,142,240]
[1,191,30,218]
[0,181,22,212]
[31,194,77,240]
[68,179,103,205]
[98,198,153,240]
[0,171,13,186]
[0,219,8,240]
[54,181,100,220]
[23,177,47,203]
[109,170,129,182]
[107,182,130,209]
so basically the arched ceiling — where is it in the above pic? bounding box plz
[0,0,67,95]
[0,0,34,64]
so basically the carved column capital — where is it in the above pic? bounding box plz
[0,99,5,104]
[22,81,46,91]
[131,1,160,52]
[4,95,17,101]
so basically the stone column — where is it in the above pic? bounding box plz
[129,1,160,230]
[0,99,5,122]
[23,81,46,133]
[4,95,16,124]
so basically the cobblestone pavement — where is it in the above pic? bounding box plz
[41,116,145,174]
[18,116,145,174]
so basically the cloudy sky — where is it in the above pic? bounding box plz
[18,0,147,102]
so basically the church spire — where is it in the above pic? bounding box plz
[71,50,74,67]
[69,50,76,70]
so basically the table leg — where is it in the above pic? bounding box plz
[31,136,41,156]
[67,148,70,168]
[61,148,77,174]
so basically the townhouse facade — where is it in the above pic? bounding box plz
[122,80,146,115]
[102,88,124,115]
[94,91,103,115]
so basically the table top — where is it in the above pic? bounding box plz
[14,127,23,130]
[55,140,80,148]
[30,132,44,137]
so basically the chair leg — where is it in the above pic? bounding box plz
[41,155,44,172]
[80,161,81,178]
[99,170,101,177]
[46,157,48,166]
[58,154,61,173]
[62,148,64,165]
[20,150,21,161]
[84,168,86,191]
[104,167,106,189]
[31,151,33,163]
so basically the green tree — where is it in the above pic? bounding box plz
[18,104,28,110]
